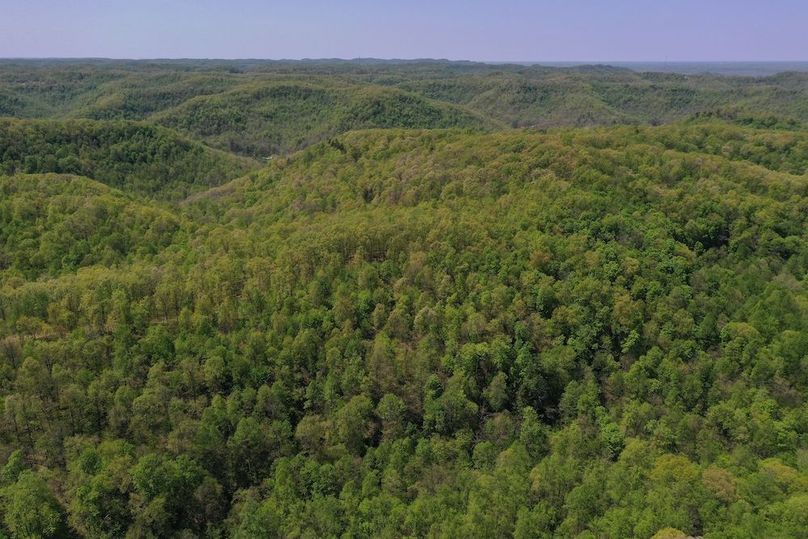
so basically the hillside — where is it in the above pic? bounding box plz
[0,118,258,199]
[151,81,493,157]
[0,120,805,537]
[1,61,807,159]
[0,174,185,278]
[394,69,808,128]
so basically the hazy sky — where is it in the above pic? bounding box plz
[1,0,806,61]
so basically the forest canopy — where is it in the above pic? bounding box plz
[0,60,806,538]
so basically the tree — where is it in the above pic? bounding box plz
[335,395,375,455]
[1,470,65,538]
[376,393,408,440]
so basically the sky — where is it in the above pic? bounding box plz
[0,0,806,61]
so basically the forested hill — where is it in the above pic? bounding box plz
[1,60,807,158]
[0,117,806,537]
[0,118,258,199]
[0,173,186,278]
[149,83,493,157]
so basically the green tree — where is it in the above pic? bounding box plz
[1,470,65,538]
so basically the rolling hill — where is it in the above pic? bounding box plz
[1,60,807,159]
[151,81,494,157]
[0,173,185,278]
[0,118,259,199]
[0,116,805,537]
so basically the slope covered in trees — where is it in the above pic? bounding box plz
[1,60,807,158]
[0,117,805,537]
[151,82,493,157]
[0,174,185,279]
[0,119,258,199]
[394,69,808,128]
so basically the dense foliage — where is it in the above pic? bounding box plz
[152,83,492,157]
[0,174,184,278]
[1,60,807,157]
[0,119,257,199]
[0,99,806,538]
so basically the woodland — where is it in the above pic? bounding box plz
[0,60,806,538]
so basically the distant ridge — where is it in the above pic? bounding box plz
[1,58,807,76]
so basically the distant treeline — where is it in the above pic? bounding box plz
[1,60,806,157]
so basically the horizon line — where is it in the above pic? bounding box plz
[1,57,807,63]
